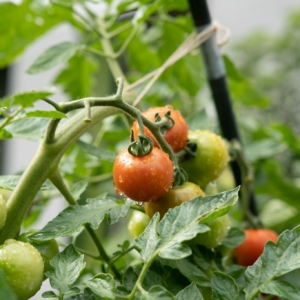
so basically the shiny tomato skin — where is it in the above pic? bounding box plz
[131,106,188,153]
[0,239,44,300]
[113,147,174,202]
[128,211,150,240]
[145,182,205,219]
[181,130,229,188]
[234,228,278,267]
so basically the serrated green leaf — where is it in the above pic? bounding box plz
[14,90,54,107]
[175,283,203,300]
[70,180,88,201]
[211,272,239,300]
[0,270,18,300]
[54,53,96,100]
[222,227,245,248]
[137,285,174,300]
[223,55,244,82]
[159,257,210,287]
[84,274,121,300]
[42,290,58,298]
[245,226,300,299]
[0,128,13,139]
[77,140,117,162]
[5,118,49,140]
[25,110,66,119]
[29,196,132,242]
[46,245,85,297]
[260,280,300,300]
[134,188,239,261]
[27,42,78,74]
[0,175,53,190]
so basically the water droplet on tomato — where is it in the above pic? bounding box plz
[135,201,144,206]
[150,167,157,175]
[118,175,124,183]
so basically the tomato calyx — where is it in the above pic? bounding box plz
[173,167,188,187]
[153,110,175,135]
[128,131,154,156]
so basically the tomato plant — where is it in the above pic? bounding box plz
[234,228,278,267]
[18,230,59,276]
[0,1,300,299]
[113,147,174,202]
[131,106,188,153]
[127,211,150,239]
[181,130,230,188]
[145,181,205,219]
[0,239,44,300]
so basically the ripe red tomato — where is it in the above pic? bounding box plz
[113,147,174,202]
[131,106,188,153]
[234,228,278,267]
[145,182,205,219]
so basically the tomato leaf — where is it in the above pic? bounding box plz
[70,180,88,201]
[244,226,300,300]
[159,257,210,287]
[84,274,131,299]
[222,227,245,248]
[46,245,85,298]
[0,175,53,191]
[0,270,18,300]
[136,285,174,300]
[134,188,239,261]
[29,196,132,242]
[260,280,300,300]
[27,42,78,74]
[6,118,49,140]
[211,272,239,300]
[0,129,13,140]
[77,140,117,162]
[175,283,203,300]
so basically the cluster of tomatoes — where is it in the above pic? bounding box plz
[115,106,278,268]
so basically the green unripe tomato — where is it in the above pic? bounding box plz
[0,239,44,300]
[145,182,205,219]
[195,214,231,248]
[181,130,230,189]
[128,211,150,239]
[19,230,59,276]
[0,195,7,230]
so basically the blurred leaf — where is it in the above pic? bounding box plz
[77,140,117,162]
[245,139,287,162]
[137,285,174,300]
[0,0,77,67]
[27,42,78,74]
[175,283,203,300]
[222,227,245,248]
[0,270,17,300]
[42,291,58,298]
[260,280,300,300]
[6,118,49,140]
[46,245,85,297]
[29,196,133,242]
[223,55,244,82]
[54,53,96,100]
[211,272,239,300]
[0,175,53,190]
[159,257,210,287]
[0,129,13,140]
[70,180,88,201]
[186,109,212,131]
[244,226,300,299]
[25,110,66,119]
[134,188,239,261]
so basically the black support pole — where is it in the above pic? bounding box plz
[188,0,258,216]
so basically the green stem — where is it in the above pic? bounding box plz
[110,246,136,264]
[76,247,101,260]
[0,106,23,129]
[49,168,121,279]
